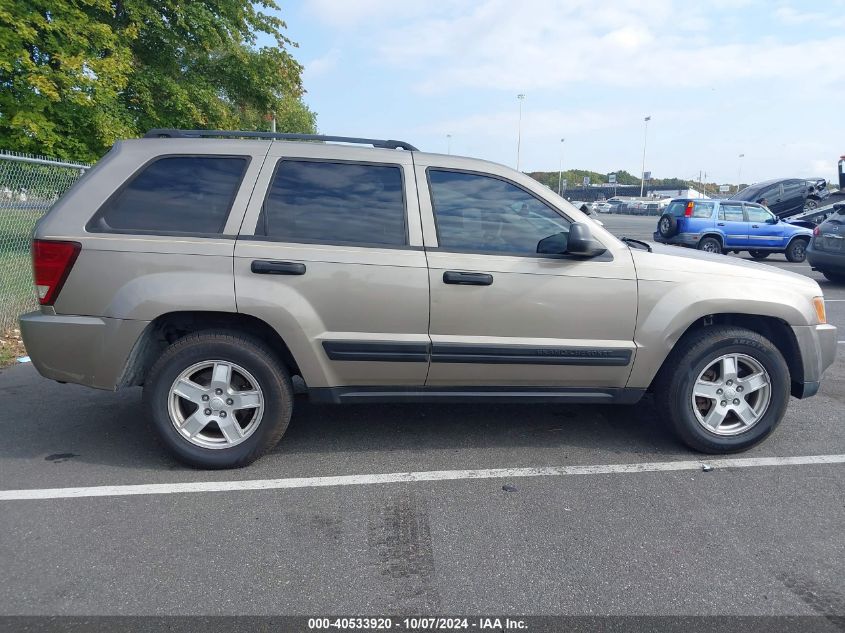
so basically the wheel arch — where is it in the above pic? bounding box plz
[648,313,804,397]
[698,233,724,248]
[119,311,302,388]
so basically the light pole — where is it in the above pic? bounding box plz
[557,138,565,195]
[640,115,651,197]
[736,153,745,192]
[446,134,452,155]
[516,94,525,171]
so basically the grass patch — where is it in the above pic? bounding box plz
[0,327,26,368]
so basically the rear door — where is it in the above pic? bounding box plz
[234,143,430,390]
[716,202,748,247]
[779,179,807,216]
[744,204,784,249]
[417,160,638,391]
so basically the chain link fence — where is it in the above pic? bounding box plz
[0,151,90,332]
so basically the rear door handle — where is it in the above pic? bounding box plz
[717,222,726,226]
[751,224,759,228]
[251,260,306,275]
[443,271,493,286]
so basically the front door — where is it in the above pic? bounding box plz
[416,161,638,390]
[234,143,430,389]
[744,203,785,249]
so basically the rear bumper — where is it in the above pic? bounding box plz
[790,323,838,399]
[807,243,845,273]
[19,311,149,390]
[652,231,699,246]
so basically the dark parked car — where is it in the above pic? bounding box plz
[807,204,845,282]
[731,178,828,218]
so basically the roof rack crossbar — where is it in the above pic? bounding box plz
[143,129,418,151]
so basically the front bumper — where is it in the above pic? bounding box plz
[19,311,149,390]
[790,323,838,398]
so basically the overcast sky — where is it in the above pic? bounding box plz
[271,0,845,184]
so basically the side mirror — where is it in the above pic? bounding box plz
[536,223,606,257]
[767,216,778,224]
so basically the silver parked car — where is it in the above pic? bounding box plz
[21,130,837,468]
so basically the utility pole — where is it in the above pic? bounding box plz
[737,153,745,191]
[557,138,565,195]
[446,134,452,155]
[640,115,651,197]
[516,94,525,171]
[271,114,276,133]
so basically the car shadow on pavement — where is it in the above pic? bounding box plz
[0,365,687,473]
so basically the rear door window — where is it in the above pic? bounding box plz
[718,203,745,222]
[782,180,805,200]
[89,156,248,234]
[259,160,406,247]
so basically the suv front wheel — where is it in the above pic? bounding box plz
[784,238,808,263]
[654,326,790,453]
[144,330,293,469]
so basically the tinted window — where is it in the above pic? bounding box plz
[91,156,247,234]
[782,180,805,199]
[759,184,782,202]
[667,200,688,217]
[261,161,406,246]
[429,170,570,254]
[719,203,744,222]
[745,205,773,223]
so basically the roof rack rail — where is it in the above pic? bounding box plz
[143,129,418,151]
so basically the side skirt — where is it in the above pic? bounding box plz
[307,386,646,405]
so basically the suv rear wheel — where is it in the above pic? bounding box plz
[654,326,789,453]
[697,236,722,254]
[144,330,293,469]
[784,238,808,263]
[658,213,678,238]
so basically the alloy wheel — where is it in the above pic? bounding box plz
[167,360,264,449]
[691,353,771,436]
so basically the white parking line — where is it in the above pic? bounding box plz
[0,454,843,502]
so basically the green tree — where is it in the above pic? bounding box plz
[0,0,315,162]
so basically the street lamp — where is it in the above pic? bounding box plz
[640,115,651,197]
[446,134,452,155]
[558,138,565,195]
[737,153,745,192]
[516,94,526,171]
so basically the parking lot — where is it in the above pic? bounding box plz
[0,214,843,619]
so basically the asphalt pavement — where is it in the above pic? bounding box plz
[0,214,842,620]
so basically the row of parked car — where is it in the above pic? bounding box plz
[652,197,845,282]
[571,178,831,219]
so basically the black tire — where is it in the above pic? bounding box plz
[653,326,790,453]
[143,330,293,469]
[697,236,722,254]
[658,213,678,238]
[784,238,808,263]
[748,250,770,260]
[803,198,818,211]
[822,270,845,284]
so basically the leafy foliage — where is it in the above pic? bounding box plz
[528,169,700,191]
[0,0,316,161]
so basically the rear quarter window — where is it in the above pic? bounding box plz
[87,156,249,234]
[692,202,714,218]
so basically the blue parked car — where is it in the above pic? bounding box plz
[654,199,813,262]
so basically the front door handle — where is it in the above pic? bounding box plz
[751,224,759,228]
[251,260,306,275]
[717,222,726,226]
[443,271,493,286]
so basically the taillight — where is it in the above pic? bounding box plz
[31,239,81,306]
[685,201,694,217]
[813,225,820,236]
